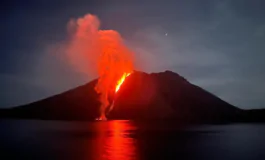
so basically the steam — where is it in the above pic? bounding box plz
[65,14,134,120]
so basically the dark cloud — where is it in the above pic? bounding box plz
[1,0,265,109]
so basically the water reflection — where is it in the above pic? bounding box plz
[92,120,139,160]
[2,120,265,160]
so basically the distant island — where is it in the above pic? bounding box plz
[1,71,265,123]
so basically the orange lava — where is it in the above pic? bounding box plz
[115,73,131,93]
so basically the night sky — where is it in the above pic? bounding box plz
[1,0,265,109]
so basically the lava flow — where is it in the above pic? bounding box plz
[105,72,132,116]
[115,73,131,93]
[96,72,132,121]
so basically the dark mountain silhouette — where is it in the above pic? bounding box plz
[0,71,264,123]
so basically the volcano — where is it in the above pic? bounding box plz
[1,71,264,123]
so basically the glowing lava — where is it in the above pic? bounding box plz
[115,73,131,93]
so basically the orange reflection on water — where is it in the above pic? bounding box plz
[92,120,139,160]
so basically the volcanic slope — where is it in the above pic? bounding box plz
[0,71,250,123]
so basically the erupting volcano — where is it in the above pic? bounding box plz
[2,14,265,124]
[94,28,134,120]
[96,34,134,120]
[65,14,134,120]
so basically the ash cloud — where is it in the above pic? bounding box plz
[64,14,134,119]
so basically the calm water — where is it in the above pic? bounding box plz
[1,120,265,160]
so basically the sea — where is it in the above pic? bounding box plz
[1,120,265,160]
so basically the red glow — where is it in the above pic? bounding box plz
[65,14,134,119]
[106,121,138,160]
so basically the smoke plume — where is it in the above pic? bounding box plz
[65,14,134,120]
